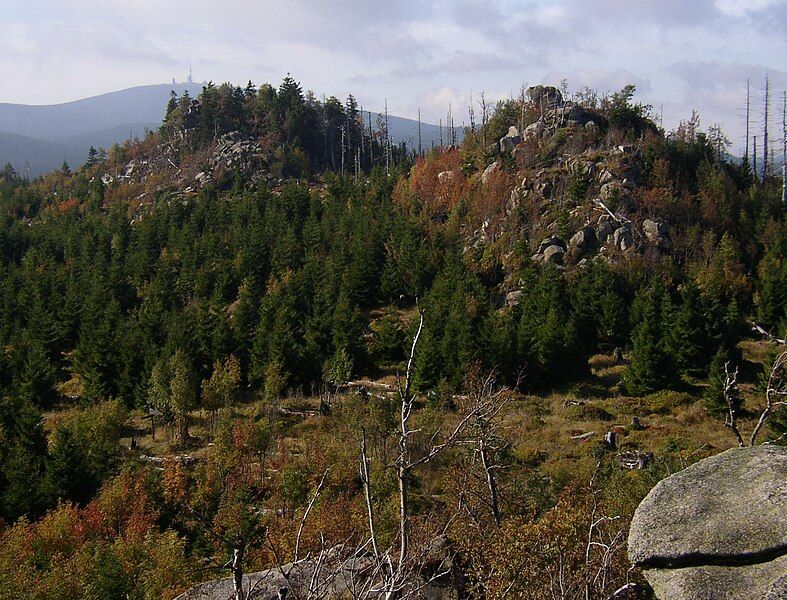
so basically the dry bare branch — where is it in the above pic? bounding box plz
[722,362,745,448]
[750,349,787,445]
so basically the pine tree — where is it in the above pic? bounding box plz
[666,282,710,376]
[170,350,195,446]
[757,247,787,334]
[622,280,677,395]
[43,425,95,505]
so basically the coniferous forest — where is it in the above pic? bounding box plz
[0,75,785,599]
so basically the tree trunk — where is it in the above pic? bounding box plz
[479,439,502,525]
[398,462,409,571]
[232,544,245,600]
[179,414,189,446]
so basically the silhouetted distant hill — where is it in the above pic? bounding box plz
[0,131,84,177]
[0,83,205,175]
[0,83,206,140]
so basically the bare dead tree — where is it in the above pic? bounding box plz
[584,463,625,600]
[751,322,787,345]
[384,100,390,176]
[745,78,751,162]
[417,108,422,157]
[606,583,645,599]
[763,75,770,180]
[262,470,330,600]
[750,349,787,445]
[782,90,786,205]
[518,83,527,135]
[357,309,473,598]
[722,362,745,448]
[479,92,488,148]
[457,367,518,526]
[368,110,374,166]
[468,93,476,139]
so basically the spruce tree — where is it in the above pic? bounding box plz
[666,282,710,376]
[757,247,787,334]
[19,339,58,408]
[0,399,47,519]
[43,425,95,505]
[622,280,677,395]
[170,350,196,446]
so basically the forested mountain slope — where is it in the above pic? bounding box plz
[0,77,784,599]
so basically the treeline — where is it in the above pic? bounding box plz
[159,76,408,177]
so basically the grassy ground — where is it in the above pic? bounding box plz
[116,338,778,471]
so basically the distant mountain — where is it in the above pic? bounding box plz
[0,83,205,140]
[362,111,462,154]
[0,83,462,177]
[0,131,84,177]
[0,83,205,176]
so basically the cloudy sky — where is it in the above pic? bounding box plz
[2,0,786,153]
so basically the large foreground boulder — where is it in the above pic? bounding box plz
[628,445,787,599]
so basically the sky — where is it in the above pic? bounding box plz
[2,0,786,154]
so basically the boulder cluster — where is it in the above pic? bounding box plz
[527,212,667,269]
[524,85,608,140]
[103,131,271,199]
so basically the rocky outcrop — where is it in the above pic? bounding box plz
[537,236,565,254]
[642,219,669,245]
[567,226,597,261]
[542,244,565,264]
[628,445,787,599]
[612,226,633,252]
[207,131,269,183]
[596,215,615,242]
[527,85,563,108]
[523,120,545,141]
[530,237,566,265]
[523,85,607,140]
[176,540,460,600]
[481,161,500,185]
[499,126,521,152]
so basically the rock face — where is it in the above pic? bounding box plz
[175,544,460,600]
[567,226,597,260]
[642,219,669,244]
[628,445,787,599]
[542,244,565,264]
[500,126,522,151]
[527,85,563,108]
[481,161,500,185]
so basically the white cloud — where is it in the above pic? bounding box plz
[1,0,785,150]
[714,0,783,17]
